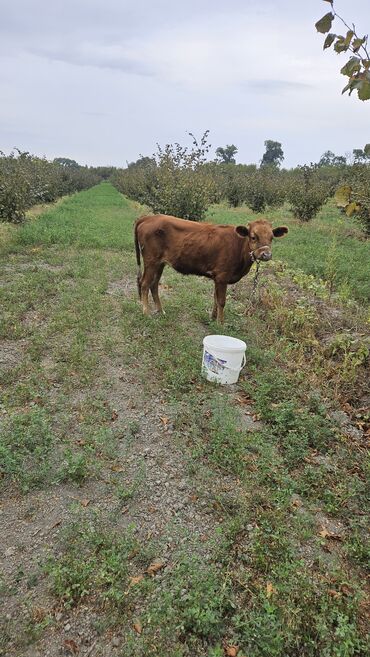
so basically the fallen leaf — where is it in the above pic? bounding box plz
[31,606,47,622]
[75,439,86,446]
[64,639,79,654]
[111,464,124,473]
[129,575,144,587]
[266,582,276,598]
[319,529,342,541]
[146,560,165,576]
[225,646,239,657]
[160,416,169,427]
[80,499,90,508]
[111,409,118,421]
[133,622,142,635]
[235,393,254,405]
[328,589,342,599]
[292,499,302,508]
[147,506,157,513]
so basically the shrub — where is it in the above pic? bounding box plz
[244,170,286,213]
[0,150,101,223]
[287,165,330,221]
[335,164,370,234]
[112,132,218,221]
[220,163,257,208]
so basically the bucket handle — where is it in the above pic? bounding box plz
[204,350,246,372]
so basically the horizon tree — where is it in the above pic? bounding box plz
[215,144,238,164]
[260,140,284,168]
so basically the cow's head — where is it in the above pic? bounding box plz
[235,219,288,262]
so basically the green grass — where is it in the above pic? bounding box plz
[0,183,368,656]
[5,182,141,251]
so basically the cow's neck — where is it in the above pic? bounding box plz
[229,239,254,282]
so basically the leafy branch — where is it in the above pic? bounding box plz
[315,0,370,100]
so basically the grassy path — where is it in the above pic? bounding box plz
[0,183,369,657]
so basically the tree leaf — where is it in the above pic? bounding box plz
[357,80,370,101]
[323,33,336,49]
[146,560,165,576]
[363,143,370,156]
[334,37,349,53]
[225,646,239,657]
[315,12,334,34]
[344,30,354,47]
[352,37,365,52]
[266,582,277,598]
[133,621,142,634]
[64,639,79,655]
[340,56,361,77]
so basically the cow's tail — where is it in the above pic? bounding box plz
[134,219,142,299]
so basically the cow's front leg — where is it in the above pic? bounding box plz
[215,282,227,324]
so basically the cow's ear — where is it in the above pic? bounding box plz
[273,226,288,238]
[235,225,249,238]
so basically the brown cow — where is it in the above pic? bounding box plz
[134,214,288,323]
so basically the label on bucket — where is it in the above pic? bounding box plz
[203,350,227,375]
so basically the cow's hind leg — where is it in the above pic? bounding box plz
[140,265,161,315]
[214,282,227,324]
[211,289,218,320]
[150,263,165,314]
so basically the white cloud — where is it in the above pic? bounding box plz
[0,0,369,167]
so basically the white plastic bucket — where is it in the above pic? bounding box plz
[202,335,247,385]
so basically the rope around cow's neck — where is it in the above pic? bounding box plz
[250,258,261,300]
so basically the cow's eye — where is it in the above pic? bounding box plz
[251,235,256,241]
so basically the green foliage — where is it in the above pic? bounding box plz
[112,131,217,220]
[218,163,257,207]
[46,519,138,607]
[260,140,284,169]
[0,408,54,490]
[244,169,286,212]
[352,147,370,164]
[215,144,238,164]
[58,448,90,485]
[144,555,232,643]
[318,150,347,167]
[315,1,370,101]
[53,157,79,168]
[335,162,370,233]
[0,150,101,223]
[248,370,334,467]
[288,165,330,221]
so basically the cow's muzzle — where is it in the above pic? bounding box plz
[259,251,272,262]
[253,247,272,262]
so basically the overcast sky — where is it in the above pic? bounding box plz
[1,0,369,168]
